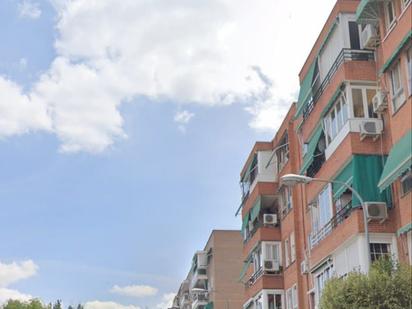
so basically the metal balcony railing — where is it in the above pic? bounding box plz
[303,49,375,120]
[243,214,280,244]
[310,202,352,249]
[246,266,283,287]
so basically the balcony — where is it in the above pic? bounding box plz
[240,150,277,204]
[243,195,279,244]
[310,202,352,249]
[303,49,375,120]
[246,266,282,288]
[191,290,208,309]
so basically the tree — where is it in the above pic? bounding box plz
[2,299,49,309]
[320,259,412,309]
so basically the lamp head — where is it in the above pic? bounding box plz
[280,174,313,186]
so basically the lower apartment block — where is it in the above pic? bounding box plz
[169,230,244,309]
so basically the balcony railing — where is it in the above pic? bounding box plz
[303,49,375,120]
[243,213,280,244]
[246,266,282,287]
[310,202,352,249]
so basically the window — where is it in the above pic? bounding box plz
[350,86,378,118]
[323,95,350,145]
[352,88,365,117]
[254,295,263,309]
[384,1,396,32]
[406,47,412,95]
[370,243,391,262]
[276,134,289,172]
[290,232,296,263]
[267,293,282,309]
[318,185,333,229]
[253,247,262,272]
[285,238,290,267]
[281,186,293,215]
[390,61,406,111]
[264,242,281,265]
[348,21,361,50]
[401,0,411,10]
[292,285,298,309]
[286,288,292,309]
[315,264,334,306]
[400,168,412,195]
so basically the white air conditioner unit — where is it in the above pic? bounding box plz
[263,259,280,272]
[361,24,379,49]
[197,251,208,268]
[300,260,309,274]
[263,214,278,225]
[365,202,388,222]
[359,120,383,141]
[372,91,388,113]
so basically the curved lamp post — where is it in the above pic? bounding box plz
[280,174,371,271]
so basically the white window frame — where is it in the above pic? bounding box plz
[369,242,392,262]
[323,94,350,146]
[290,232,296,263]
[281,186,293,216]
[263,241,282,266]
[314,263,334,307]
[401,0,411,11]
[389,60,406,112]
[400,168,412,196]
[285,238,290,268]
[406,46,412,95]
[348,85,378,119]
[286,286,297,309]
[318,184,333,230]
[384,1,396,32]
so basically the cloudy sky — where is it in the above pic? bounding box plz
[0,0,335,307]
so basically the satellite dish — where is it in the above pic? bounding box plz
[317,136,327,153]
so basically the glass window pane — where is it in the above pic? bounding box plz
[366,89,377,118]
[352,88,364,117]
[324,117,332,144]
[336,102,343,130]
[331,110,337,138]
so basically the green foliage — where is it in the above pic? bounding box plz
[1,300,83,309]
[320,259,412,309]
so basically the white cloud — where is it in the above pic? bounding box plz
[0,288,32,305]
[84,301,140,309]
[0,77,51,138]
[0,260,38,288]
[1,0,335,152]
[110,284,158,298]
[18,1,42,19]
[174,111,194,125]
[156,293,175,309]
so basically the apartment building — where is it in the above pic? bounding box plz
[170,230,244,309]
[238,0,411,308]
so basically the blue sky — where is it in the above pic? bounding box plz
[0,0,335,308]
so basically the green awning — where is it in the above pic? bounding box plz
[239,259,251,281]
[333,160,353,200]
[295,62,316,118]
[250,196,262,222]
[320,83,345,118]
[356,0,381,25]
[380,30,412,73]
[397,223,412,236]
[300,125,323,174]
[241,212,250,235]
[378,130,412,191]
[352,155,392,208]
[241,154,258,182]
[205,302,214,309]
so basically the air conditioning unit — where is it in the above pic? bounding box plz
[361,24,379,49]
[365,202,388,222]
[300,260,309,274]
[263,214,278,225]
[263,259,280,272]
[359,120,383,141]
[372,91,388,113]
[197,251,208,268]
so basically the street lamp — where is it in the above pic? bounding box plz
[280,173,371,271]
